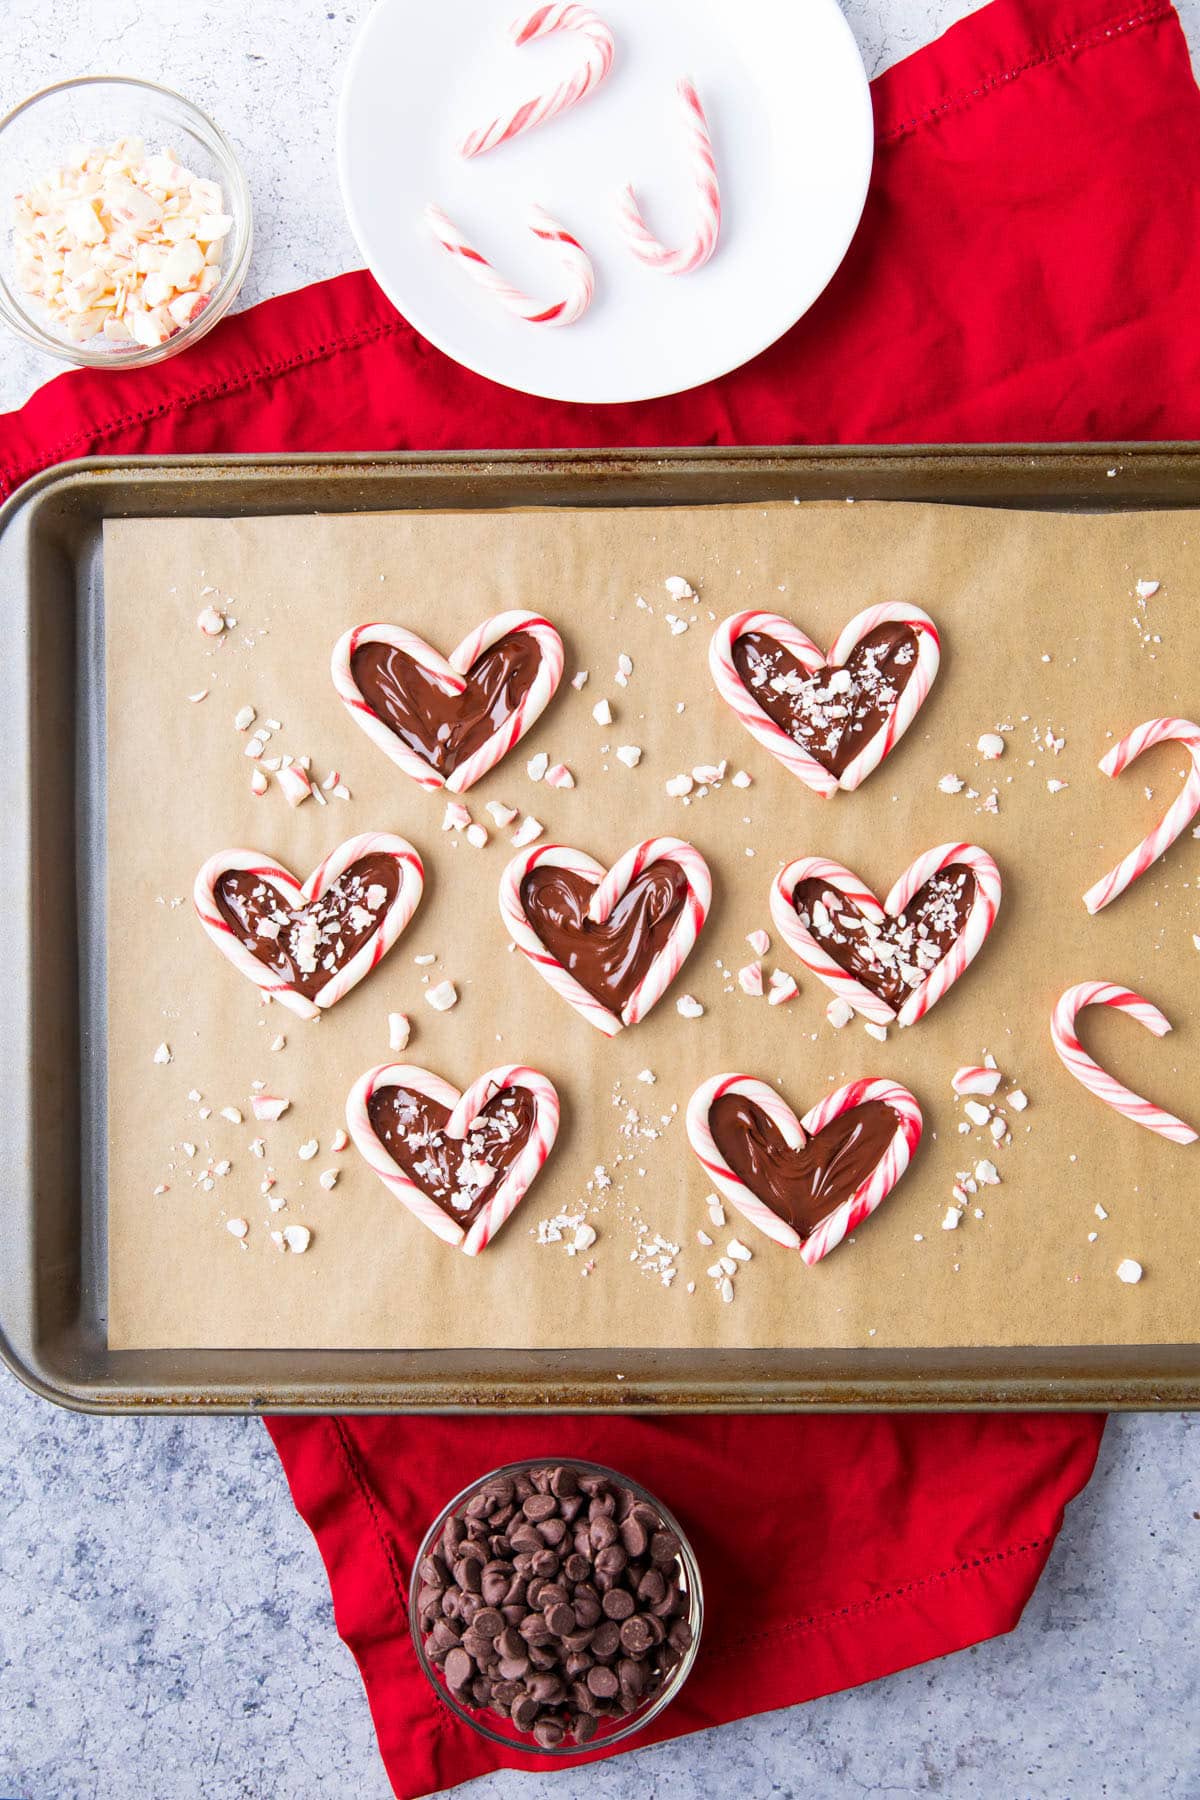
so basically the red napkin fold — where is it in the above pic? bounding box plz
[6,0,1196,1793]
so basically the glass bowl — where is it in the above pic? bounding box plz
[0,75,252,368]
[410,1458,704,1758]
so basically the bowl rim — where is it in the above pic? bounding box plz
[408,1455,705,1759]
[0,73,253,369]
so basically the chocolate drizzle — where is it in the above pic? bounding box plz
[519,862,691,1013]
[791,865,976,1010]
[213,853,399,1001]
[351,630,543,777]
[733,623,918,776]
[710,1095,899,1238]
[368,1084,535,1229]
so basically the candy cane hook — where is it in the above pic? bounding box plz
[1050,981,1197,1143]
[619,78,721,276]
[459,4,615,159]
[425,203,595,326]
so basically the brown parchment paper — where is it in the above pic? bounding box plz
[104,501,1200,1350]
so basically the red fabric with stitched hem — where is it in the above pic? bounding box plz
[6,0,1195,1792]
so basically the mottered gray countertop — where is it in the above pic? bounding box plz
[2,2,1199,1795]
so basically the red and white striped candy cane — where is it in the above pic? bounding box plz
[331,611,564,793]
[830,603,941,792]
[710,611,836,796]
[425,203,594,326]
[884,842,1002,1029]
[194,834,425,1021]
[686,1073,922,1265]
[619,78,720,276]
[345,1061,560,1252]
[709,604,940,796]
[1082,717,1200,914]
[769,856,893,1025]
[1050,982,1198,1144]
[498,837,712,1035]
[458,3,615,159]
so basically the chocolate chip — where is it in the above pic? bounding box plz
[533,1717,564,1748]
[511,1693,538,1732]
[595,1543,628,1577]
[572,1711,598,1744]
[619,1615,654,1656]
[444,1647,473,1692]
[563,1552,591,1584]
[590,1620,621,1660]
[545,1602,576,1636]
[586,1665,619,1699]
[601,1588,635,1621]
[523,1494,558,1522]
[650,1530,681,1565]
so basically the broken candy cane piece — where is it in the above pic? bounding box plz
[737,961,763,996]
[1050,981,1198,1143]
[458,4,616,158]
[252,1094,290,1122]
[619,79,720,275]
[545,763,574,789]
[197,605,225,636]
[388,1011,411,1052]
[1083,718,1200,913]
[746,929,770,957]
[425,202,594,326]
[767,970,798,1006]
[952,1065,1003,1097]
[425,980,459,1012]
[276,764,312,808]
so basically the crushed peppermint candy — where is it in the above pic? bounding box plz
[767,970,799,1006]
[153,1042,172,1065]
[592,699,613,726]
[616,744,642,769]
[251,1094,290,1123]
[826,996,854,1029]
[425,979,458,1012]
[746,929,770,956]
[938,773,965,794]
[976,733,1005,760]
[486,801,518,828]
[510,815,544,848]
[1116,1257,1143,1284]
[276,763,312,808]
[388,1012,411,1052]
[544,763,574,789]
[282,1225,312,1254]
[676,994,704,1019]
[737,961,763,996]
[952,1065,1003,1097]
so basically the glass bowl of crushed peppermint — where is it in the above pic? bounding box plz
[0,75,251,366]
[410,1459,703,1756]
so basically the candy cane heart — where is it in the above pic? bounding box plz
[194,833,424,1020]
[770,843,1001,1029]
[1082,718,1200,914]
[709,603,941,796]
[499,837,712,1034]
[1050,982,1198,1144]
[346,1063,561,1254]
[686,1074,923,1265]
[331,611,564,793]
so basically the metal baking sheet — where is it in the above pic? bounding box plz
[3,445,1200,1413]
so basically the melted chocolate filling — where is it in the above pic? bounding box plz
[519,861,691,1013]
[351,630,543,778]
[368,1084,535,1229]
[710,1095,899,1238]
[213,852,399,1002]
[733,623,918,777]
[791,865,976,1010]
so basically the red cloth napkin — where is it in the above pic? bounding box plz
[6,0,1197,1792]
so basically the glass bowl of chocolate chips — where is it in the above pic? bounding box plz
[410,1459,703,1755]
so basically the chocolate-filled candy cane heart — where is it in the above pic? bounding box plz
[770,843,1002,1028]
[1050,982,1198,1143]
[331,611,563,794]
[709,604,940,796]
[499,837,712,1035]
[346,1063,561,1253]
[686,1074,923,1265]
[194,833,424,1021]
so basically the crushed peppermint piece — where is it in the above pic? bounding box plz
[637,1068,656,1084]
[676,994,704,1019]
[251,1094,290,1123]
[826,996,854,1029]
[1007,1088,1028,1111]
[746,929,770,956]
[1047,778,1068,793]
[276,764,312,808]
[664,576,695,600]
[727,1238,752,1262]
[976,733,1005,760]
[941,1207,961,1230]
[283,1225,311,1254]
[592,699,613,726]
[616,744,642,768]
[226,1217,248,1239]
[1116,1257,1143,1284]
[249,768,269,796]
[442,800,471,832]
[526,751,549,782]
[665,773,694,798]
[737,961,764,996]
[938,774,964,794]
[187,689,208,703]
[388,1011,411,1052]
[219,1105,242,1124]
[863,1019,888,1041]
[571,670,589,690]
[270,1035,286,1052]
[952,1065,1003,1097]
[767,970,799,1007]
[332,1128,349,1152]
[425,979,458,1012]
[1095,1203,1108,1220]
[730,770,752,789]
[1135,579,1160,599]
[486,801,518,828]
[197,605,225,636]
[234,705,256,732]
[465,823,489,848]
[152,1042,172,1065]
[298,1138,319,1160]
[974,1159,1000,1186]
[319,1169,338,1191]
[963,1099,992,1127]
[510,815,544,848]
[544,763,574,789]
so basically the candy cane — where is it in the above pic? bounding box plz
[709,604,940,797]
[619,79,720,276]
[769,856,893,1025]
[331,612,564,793]
[770,843,1002,1029]
[830,604,942,792]
[425,203,594,326]
[346,1062,561,1253]
[498,837,712,1035]
[1082,718,1200,914]
[1050,982,1197,1144]
[194,834,424,1021]
[885,843,1002,1029]
[459,4,615,159]
[686,1074,922,1265]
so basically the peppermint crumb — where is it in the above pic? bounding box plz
[219,1106,242,1124]
[1116,1257,1143,1284]
[319,1169,338,1191]
[510,815,544,848]
[938,774,964,794]
[637,1069,656,1084]
[616,744,642,769]
[592,699,613,726]
[153,1042,172,1065]
[226,1217,248,1239]
[425,979,458,1012]
[676,994,704,1019]
[526,752,549,782]
[731,770,752,788]
[283,1225,311,1254]
[298,1138,319,1161]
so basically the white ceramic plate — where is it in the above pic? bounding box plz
[338,0,873,405]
